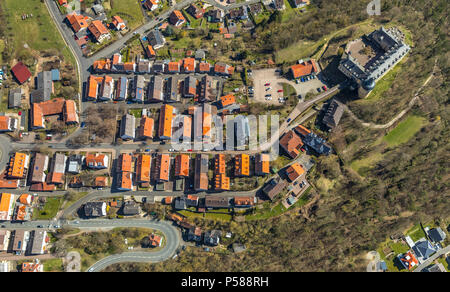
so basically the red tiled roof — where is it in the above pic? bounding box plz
[11,62,31,84]
[290,60,318,78]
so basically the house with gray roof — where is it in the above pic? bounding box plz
[323,99,344,129]
[428,227,446,243]
[412,240,437,261]
[120,114,136,140]
[166,76,180,103]
[148,29,166,49]
[115,77,128,101]
[8,88,23,108]
[148,76,164,102]
[31,71,53,103]
[30,230,48,255]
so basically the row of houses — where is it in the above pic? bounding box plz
[0,193,34,221]
[167,213,222,246]
[92,53,235,77]
[173,194,257,211]
[280,125,332,158]
[0,229,49,256]
[87,74,219,104]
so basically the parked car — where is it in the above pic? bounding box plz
[265,87,271,91]
[317,88,322,92]
[277,89,283,93]
[145,149,151,152]
[265,94,271,97]
[80,122,85,128]
[323,85,328,91]
[287,118,291,123]
[264,83,270,86]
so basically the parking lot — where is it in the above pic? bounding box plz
[251,68,328,104]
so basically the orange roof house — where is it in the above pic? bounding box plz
[136,154,152,183]
[32,98,78,129]
[279,130,303,159]
[0,116,14,132]
[286,162,305,182]
[219,94,236,108]
[87,75,104,100]
[183,58,195,72]
[234,196,255,207]
[198,62,211,73]
[144,0,159,11]
[88,20,110,42]
[66,12,89,33]
[0,193,14,221]
[31,103,44,129]
[85,153,109,169]
[153,154,171,182]
[8,152,29,179]
[63,100,79,124]
[235,154,250,177]
[111,15,126,30]
[169,10,186,27]
[19,194,32,205]
[139,116,154,139]
[290,60,318,79]
[214,154,226,175]
[59,0,68,5]
[148,234,162,247]
[117,171,133,191]
[214,173,230,191]
[255,153,270,175]
[94,176,109,188]
[158,104,175,140]
[174,154,190,177]
[167,61,180,73]
[146,45,156,58]
[180,115,192,140]
[294,124,311,137]
[399,251,419,270]
[21,262,43,272]
[117,153,133,173]
[14,205,27,221]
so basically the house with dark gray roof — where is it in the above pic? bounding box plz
[174,197,187,210]
[31,71,53,103]
[148,29,166,49]
[166,76,180,103]
[121,200,140,216]
[116,77,128,101]
[204,230,221,246]
[30,230,48,255]
[83,202,107,217]
[152,60,166,74]
[424,263,446,272]
[323,99,344,129]
[148,75,164,102]
[428,227,446,243]
[412,240,437,261]
[8,88,23,108]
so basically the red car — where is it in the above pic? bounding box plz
[277,89,283,93]
[187,149,193,152]
[18,111,22,116]
[322,85,328,91]
[264,83,270,86]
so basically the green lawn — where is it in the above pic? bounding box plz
[383,115,426,147]
[350,152,383,176]
[405,224,427,242]
[33,197,64,220]
[43,258,64,272]
[364,59,407,101]
[377,240,410,272]
[2,0,75,65]
[63,192,89,210]
[106,0,145,31]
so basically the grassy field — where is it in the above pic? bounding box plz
[2,0,75,65]
[106,0,145,31]
[350,152,383,176]
[383,115,426,147]
[63,191,89,210]
[33,197,64,220]
[0,39,4,64]
[43,258,64,272]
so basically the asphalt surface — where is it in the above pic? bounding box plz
[0,218,182,272]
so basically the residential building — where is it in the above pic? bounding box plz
[31,98,79,129]
[121,201,140,216]
[273,0,285,10]
[194,154,209,191]
[31,71,53,103]
[183,58,196,73]
[94,176,108,188]
[0,230,11,251]
[187,227,202,242]
[214,62,234,76]
[115,77,128,101]
[88,20,111,43]
[152,154,171,182]
[30,230,48,255]
[111,15,126,31]
[117,153,133,173]
[167,61,181,74]
[173,115,192,141]
[148,76,164,102]
[248,3,263,14]
[214,174,230,191]
[219,94,236,109]
[138,116,154,140]
[290,59,318,79]
[262,177,288,200]
[235,154,250,177]
[292,0,310,8]
[152,60,166,73]
[83,202,107,217]
[67,154,83,174]
[228,7,248,20]
[198,62,211,74]
[147,29,166,49]
[98,75,114,101]
[146,45,156,59]
[148,234,162,247]
[21,260,43,272]
[199,75,215,102]
[174,154,190,177]
[412,240,437,261]
[137,60,150,74]
[117,171,133,191]
[166,76,180,103]
[120,114,136,140]
[0,193,15,221]
[169,10,186,27]
[295,125,332,156]
[425,263,447,272]
[0,116,18,132]
[136,154,152,183]
[11,230,29,255]
[144,0,160,11]
[85,153,109,169]
[323,99,344,129]
[204,195,229,209]
[203,230,221,246]
[184,76,197,98]
[158,104,175,140]
[186,195,199,207]
[8,88,23,109]
[65,12,89,33]
[398,251,418,271]
[285,162,305,182]
[48,153,67,185]
[234,196,255,208]
[174,197,187,210]
[11,62,31,84]
[428,227,446,243]
[279,130,303,159]
[255,153,270,176]
[208,9,224,23]
[30,153,49,183]
[7,152,30,179]
[132,75,145,103]
[187,4,204,19]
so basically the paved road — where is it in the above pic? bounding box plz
[0,218,182,272]
[413,245,450,272]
